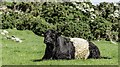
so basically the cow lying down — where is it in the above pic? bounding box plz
[42,29,100,60]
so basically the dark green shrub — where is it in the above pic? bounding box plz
[1,2,119,41]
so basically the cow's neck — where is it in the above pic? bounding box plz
[56,36,63,47]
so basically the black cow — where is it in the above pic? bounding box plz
[42,30,75,60]
[42,29,100,60]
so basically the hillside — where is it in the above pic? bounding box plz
[0,1,119,65]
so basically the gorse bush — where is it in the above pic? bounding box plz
[1,2,119,41]
[2,9,54,36]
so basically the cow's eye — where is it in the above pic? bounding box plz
[52,34,55,36]
[52,37,55,39]
[51,34,55,39]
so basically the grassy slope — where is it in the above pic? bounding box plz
[0,30,2,67]
[1,29,118,65]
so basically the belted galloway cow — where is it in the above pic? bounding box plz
[42,29,100,60]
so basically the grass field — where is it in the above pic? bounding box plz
[0,29,118,65]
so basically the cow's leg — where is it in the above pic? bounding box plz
[42,46,53,60]
[51,47,57,60]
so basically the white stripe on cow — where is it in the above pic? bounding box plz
[70,38,89,59]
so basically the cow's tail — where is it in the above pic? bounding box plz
[100,56,111,59]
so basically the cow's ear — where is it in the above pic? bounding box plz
[57,32,62,36]
[43,31,46,36]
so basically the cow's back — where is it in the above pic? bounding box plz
[70,38,90,59]
[53,36,75,59]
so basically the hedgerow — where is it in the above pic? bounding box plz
[1,2,119,41]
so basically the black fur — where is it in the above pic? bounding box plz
[52,36,75,59]
[88,41,101,59]
[42,29,75,60]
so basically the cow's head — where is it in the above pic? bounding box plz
[44,29,61,45]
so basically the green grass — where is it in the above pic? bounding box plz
[1,29,118,65]
[0,48,1,66]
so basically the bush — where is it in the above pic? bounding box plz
[1,2,119,41]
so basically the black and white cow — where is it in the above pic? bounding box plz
[42,29,100,60]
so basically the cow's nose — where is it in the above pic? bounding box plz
[44,40,51,43]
